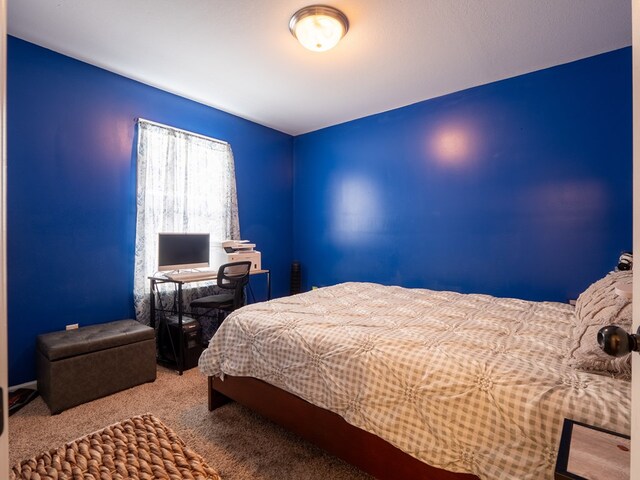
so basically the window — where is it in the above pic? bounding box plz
[133,119,240,323]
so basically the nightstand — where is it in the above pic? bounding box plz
[555,419,629,480]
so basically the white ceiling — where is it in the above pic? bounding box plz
[8,0,631,136]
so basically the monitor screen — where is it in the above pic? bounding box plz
[158,233,210,271]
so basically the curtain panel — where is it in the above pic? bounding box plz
[134,120,240,326]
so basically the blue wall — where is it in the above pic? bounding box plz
[7,37,293,385]
[293,48,632,302]
[7,38,632,385]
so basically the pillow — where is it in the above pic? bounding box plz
[567,270,633,379]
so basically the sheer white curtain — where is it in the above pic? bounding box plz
[134,120,240,324]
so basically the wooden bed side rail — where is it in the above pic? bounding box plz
[208,375,479,480]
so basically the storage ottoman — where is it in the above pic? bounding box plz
[36,319,156,414]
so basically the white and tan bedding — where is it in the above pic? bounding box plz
[199,282,630,480]
[568,270,633,378]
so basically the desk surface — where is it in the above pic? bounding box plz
[150,269,269,283]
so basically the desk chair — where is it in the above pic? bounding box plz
[190,261,252,338]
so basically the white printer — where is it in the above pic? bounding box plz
[221,240,261,271]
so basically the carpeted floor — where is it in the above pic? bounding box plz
[9,366,371,479]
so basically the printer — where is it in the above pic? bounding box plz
[221,240,261,271]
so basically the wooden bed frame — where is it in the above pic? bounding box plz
[208,375,480,480]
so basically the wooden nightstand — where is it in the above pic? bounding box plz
[555,419,629,480]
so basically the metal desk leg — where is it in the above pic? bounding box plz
[267,270,271,300]
[149,279,156,329]
[177,282,184,375]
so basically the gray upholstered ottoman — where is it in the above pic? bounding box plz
[36,319,156,414]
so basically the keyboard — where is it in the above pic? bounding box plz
[165,270,217,282]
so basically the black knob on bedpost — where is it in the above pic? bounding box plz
[597,325,639,357]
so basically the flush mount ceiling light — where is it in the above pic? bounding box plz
[289,5,349,52]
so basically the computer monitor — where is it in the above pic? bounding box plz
[158,233,210,271]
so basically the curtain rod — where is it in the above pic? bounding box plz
[136,117,229,146]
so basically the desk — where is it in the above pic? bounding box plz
[149,269,270,374]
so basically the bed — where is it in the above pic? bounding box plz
[199,281,631,480]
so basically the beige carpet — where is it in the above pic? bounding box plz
[9,367,370,479]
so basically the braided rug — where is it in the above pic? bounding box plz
[10,413,221,480]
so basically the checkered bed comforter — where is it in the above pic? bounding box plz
[198,282,630,479]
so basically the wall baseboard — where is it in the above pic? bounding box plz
[9,380,36,392]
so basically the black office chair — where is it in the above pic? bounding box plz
[190,261,252,334]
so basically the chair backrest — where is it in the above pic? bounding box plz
[217,261,252,309]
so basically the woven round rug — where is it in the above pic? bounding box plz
[10,413,221,480]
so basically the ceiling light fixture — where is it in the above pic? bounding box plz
[289,5,349,52]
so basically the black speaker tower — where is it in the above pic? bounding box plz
[290,261,302,295]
